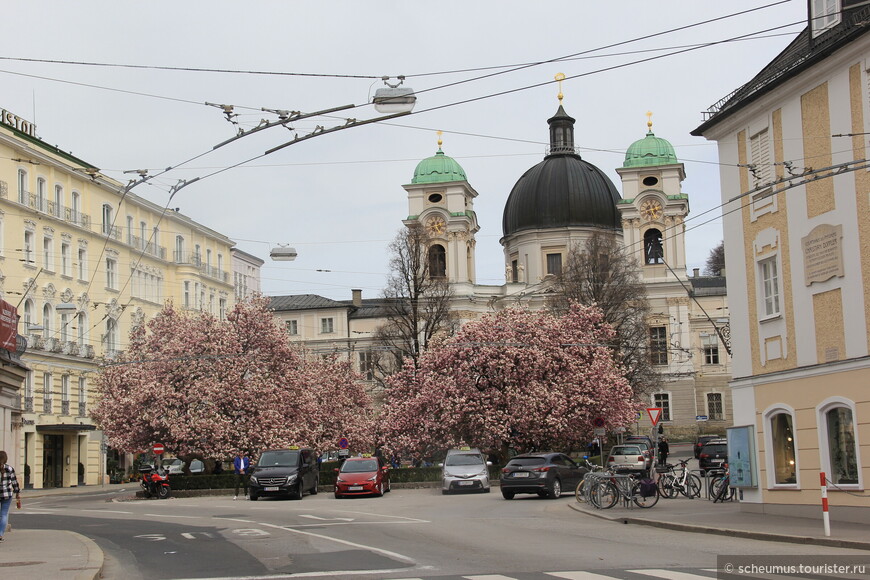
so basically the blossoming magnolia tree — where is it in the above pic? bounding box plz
[92,296,375,465]
[379,304,637,461]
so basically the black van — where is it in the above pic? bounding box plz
[249,447,319,501]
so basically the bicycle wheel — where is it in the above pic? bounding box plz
[657,474,677,498]
[680,473,702,498]
[632,482,659,508]
[712,477,735,502]
[590,480,619,509]
[575,474,590,503]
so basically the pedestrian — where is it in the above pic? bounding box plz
[233,451,251,500]
[213,460,224,475]
[658,437,670,466]
[0,450,21,542]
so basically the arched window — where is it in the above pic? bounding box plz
[42,303,53,335]
[818,398,860,487]
[644,229,664,264]
[764,406,798,486]
[428,244,446,278]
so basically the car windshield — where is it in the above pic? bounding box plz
[257,450,300,467]
[506,457,545,467]
[445,454,484,466]
[611,446,641,455]
[341,459,378,473]
[704,444,727,454]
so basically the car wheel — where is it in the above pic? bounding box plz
[385,480,391,493]
[501,489,515,500]
[442,489,450,495]
[310,476,319,495]
[483,487,490,493]
[376,482,384,497]
[289,482,302,500]
[249,494,258,501]
[334,493,342,499]
[548,478,561,499]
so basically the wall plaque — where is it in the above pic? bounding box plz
[802,224,843,286]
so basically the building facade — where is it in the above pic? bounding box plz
[692,0,868,520]
[232,248,264,301]
[272,96,732,439]
[0,106,236,488]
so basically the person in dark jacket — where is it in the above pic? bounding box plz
[658,437,670,466]
[233,451,251,500]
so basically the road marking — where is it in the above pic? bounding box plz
[134,534,166,542]
[299,514,354,522]
[232,529,270,537]
[171,569,422,580]
[80,509,132,514]
[339,510,429,523]
[258,521,417,565]
[463,576,518,580]
[145,513,200,519]
[548,573,626,579]
[214,517,256,523]
[181,531,214,539]
[626,570,715,580]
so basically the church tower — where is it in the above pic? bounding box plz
[403,133,480,286]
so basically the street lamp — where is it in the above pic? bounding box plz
[269,245,298,262]
[372,76,416,113]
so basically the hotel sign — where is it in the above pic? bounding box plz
[1,107,37,137]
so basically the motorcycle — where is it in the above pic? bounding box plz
[139,464,171,499]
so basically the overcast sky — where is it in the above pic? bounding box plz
[2,1,807,301]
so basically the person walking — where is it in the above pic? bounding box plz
[233,451,251,500]
[0,450,21,542]
[658,437,670,466]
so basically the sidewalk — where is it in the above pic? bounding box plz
[570,494,870,551]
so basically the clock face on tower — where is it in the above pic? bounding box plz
[426,215,446,235]
[640,199,663,221]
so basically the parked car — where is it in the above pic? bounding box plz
[606,444,648,473]
[698,439,728,473]
[249,447,319,501]
[625,435,653,448]
[334,456,390,498]
[694,434,723,459]
[500,452,587,500]
[624,438,653,469]
[162,458,205,475]
[441,448,491,494]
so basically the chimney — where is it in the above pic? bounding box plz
[351,289,362,307]
[693,268,700,278]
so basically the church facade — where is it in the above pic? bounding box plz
[271,98,732,441]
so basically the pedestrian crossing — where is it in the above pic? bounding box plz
[393,569,722,580]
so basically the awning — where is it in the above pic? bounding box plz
[36,424,97,432]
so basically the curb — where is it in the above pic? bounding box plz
[568,502,870,551]
[68,531,105,580]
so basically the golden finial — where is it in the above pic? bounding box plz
[555,72,566,103]
[437,130,443,149]
[646,111,653,132]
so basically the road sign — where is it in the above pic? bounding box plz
[592,417,606,428]
[593,428,606,437]
[338,437,349,450]
[153,443,165,455]
[338,448,350,458]
[646,407,663,426]
[696,415,709,421]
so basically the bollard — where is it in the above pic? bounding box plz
[820,471,831,537]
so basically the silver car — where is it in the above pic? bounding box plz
[441,448,491,494]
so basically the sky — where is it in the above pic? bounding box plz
[1,1,808,301]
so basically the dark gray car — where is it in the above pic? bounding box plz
[249,448,319,500]
[500,452,587,499]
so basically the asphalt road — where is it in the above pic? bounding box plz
[17,452,864,580]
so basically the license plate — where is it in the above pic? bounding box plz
[513,472,530,478]
[349,486,364,491]
[458,480,473,486]
[265,486,279,492]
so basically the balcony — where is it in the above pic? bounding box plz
[173,253,229,282]
[129,234,167,260]
[16,192,92,231]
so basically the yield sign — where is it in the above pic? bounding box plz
[646,407,663,426]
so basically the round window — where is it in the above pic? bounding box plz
[428,193,443,203]
[642,176,658,187]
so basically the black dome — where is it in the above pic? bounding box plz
[502,106,622,237]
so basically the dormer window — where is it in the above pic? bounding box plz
[811,0,840,37]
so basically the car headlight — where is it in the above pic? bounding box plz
[336,476,346,483]
[287,474,297,483]
[367,475,378,481]
[250,476,258,484]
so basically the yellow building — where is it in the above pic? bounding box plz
[0,105,235,488]
[693,1,868,521]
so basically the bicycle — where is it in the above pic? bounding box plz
[584,469,658,509]
[574,459,605,504]
[656,459,701,499]
[710,464,735,503]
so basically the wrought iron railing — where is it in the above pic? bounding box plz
[78,401,86,416]
[61,400,70,415]
[43,398,53,413]
[24,396,34,412]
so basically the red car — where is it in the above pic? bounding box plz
[334,456,391,498]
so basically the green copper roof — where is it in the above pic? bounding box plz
[411,148,467,184]
[623,130,678,168]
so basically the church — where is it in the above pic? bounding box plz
[270,91,732,441]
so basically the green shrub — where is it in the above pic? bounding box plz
[171,473,235,490]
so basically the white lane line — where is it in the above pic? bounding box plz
[338,510,430,523]
[79,509,133,514]
[258,521,417,565]
[144,513,200,519]
[626,570,714,580]
[286,521,425,529]
[463,575,518,580]
[213,517,256,523]
[547,573,622,579]
[170,568,420,580]
[298,515,354,521]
